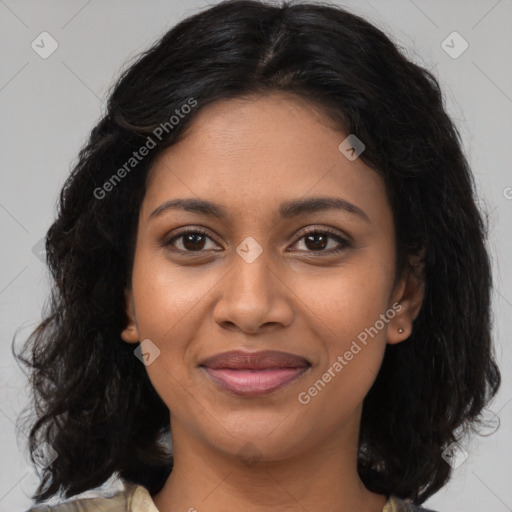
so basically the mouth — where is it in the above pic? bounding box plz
[199,350,311,397]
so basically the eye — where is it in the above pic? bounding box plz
[163,228,220,253]
[290,228,351,254]
[162,227,351,255]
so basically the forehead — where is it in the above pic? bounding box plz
[142,93,390,227]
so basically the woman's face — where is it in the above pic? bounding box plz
[122,93,421,462]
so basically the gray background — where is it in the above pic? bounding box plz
[1,0,511,511]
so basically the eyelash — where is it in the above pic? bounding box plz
[162,226,351,256]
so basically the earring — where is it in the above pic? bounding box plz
[398,328,404,333]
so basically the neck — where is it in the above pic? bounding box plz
[152,408,387,512]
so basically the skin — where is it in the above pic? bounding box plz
[121,92,424,512]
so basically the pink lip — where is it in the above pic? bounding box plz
[202,367,310,396]
[199,350,311,396]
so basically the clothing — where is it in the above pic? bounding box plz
[26,481,438,512]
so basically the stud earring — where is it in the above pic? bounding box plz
[398,328,404,333]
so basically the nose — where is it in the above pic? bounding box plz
[212,251,294,335]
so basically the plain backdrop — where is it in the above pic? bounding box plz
[1,1,511,511]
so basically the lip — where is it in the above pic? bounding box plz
[199,350,311,397]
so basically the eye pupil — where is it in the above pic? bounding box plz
[305,233,328,251]
[183,233,206,251]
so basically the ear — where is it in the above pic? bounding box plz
[120,288,140,344]
[387,251,425,345]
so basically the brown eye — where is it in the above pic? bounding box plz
[164,229,219,253]
[182,233,207,251]
[291,228,351,254]
[304,233,328,251]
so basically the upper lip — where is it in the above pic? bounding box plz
[199,350,310,370]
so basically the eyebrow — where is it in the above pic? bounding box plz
[149,196,370,223]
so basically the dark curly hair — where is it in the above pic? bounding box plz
[14,0,500,506]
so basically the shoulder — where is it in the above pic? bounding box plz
[384,495,439,512]
[24,482,157,512]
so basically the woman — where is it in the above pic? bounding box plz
[17,1,501,511]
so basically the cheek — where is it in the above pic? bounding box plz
[297,254,393,393]
[295,271,392,424]
[130,247,220,339]
[128,253,209,397]
[304,259,394,340]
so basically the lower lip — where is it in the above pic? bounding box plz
[201,366,309,396]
